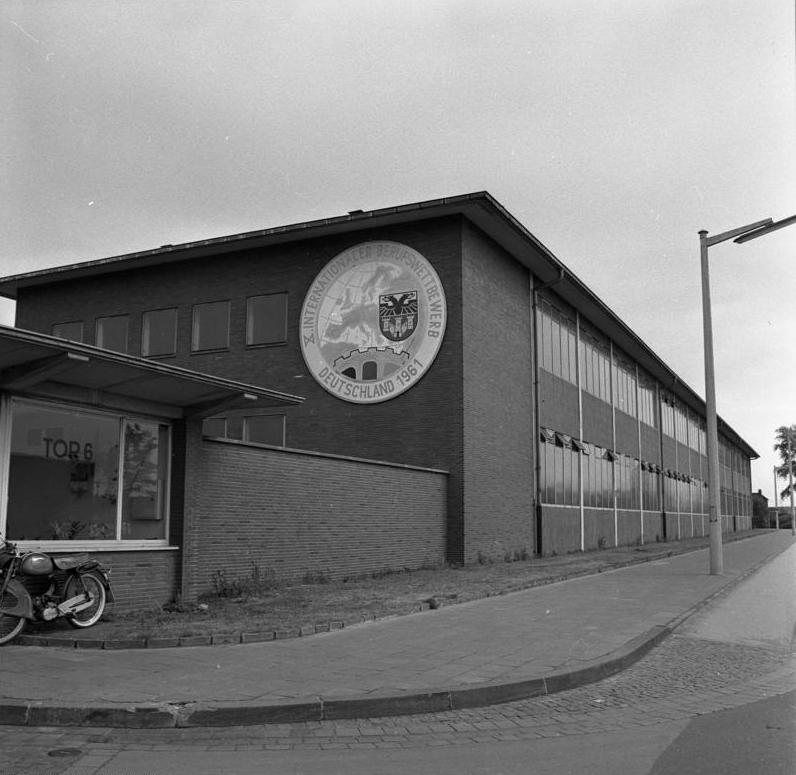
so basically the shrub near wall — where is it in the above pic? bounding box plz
[190,439,448,597]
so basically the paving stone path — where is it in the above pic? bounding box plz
[1,632,793,775]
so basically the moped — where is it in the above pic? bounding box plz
[0,537,113,645]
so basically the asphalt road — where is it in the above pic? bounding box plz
[2,540,793,775]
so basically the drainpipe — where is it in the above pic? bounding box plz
[576,311,584,553]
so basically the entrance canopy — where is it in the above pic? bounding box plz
[0,325,303,419]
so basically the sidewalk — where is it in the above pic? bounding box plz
[0,531,791,729]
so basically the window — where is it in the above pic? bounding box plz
[52,321,83,342]
[246,293,287,346]
[539,430,579,506]
[583,444,614,508]
[121,420,170,539]
[638,376,656,427]
[192,301,230,352]
[243,414,285,446]
[664,471,678,512]
[661,397,675,438]
[536,298,577,385]
[616,454,640,510]
[612,356,637,418]
[642,465,661,511]
[142,308,177,357]
[579,331,611,402]
[362,361,378,381]
[95,315,129,353]
[4,400,169,543]
[674,405,688,445]
[202,417,227,438]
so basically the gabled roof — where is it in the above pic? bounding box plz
[0,326,303,419]
[0,191,756,456]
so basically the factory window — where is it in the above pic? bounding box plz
[246,293,288,346]
[580,332,611,403]
[674,404,688,446]
[638,377,656,428]
[641,464,660,511]
[192,301,230,352]
[661,398,675,438]
[663,471,675,512]
[612,356,637,418]
[583,445,614,508]
[52,321,84,342]
[616,454,640,510]
[539,430,579,505]
[243,414,285,447]
[142,308,177,357]
[536,298,577,385]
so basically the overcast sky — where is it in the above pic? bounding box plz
[2,1,794,503]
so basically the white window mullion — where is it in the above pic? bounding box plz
[116,417,127,541]
[0,394,12,536]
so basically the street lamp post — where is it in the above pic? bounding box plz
[699,213,796,575]
[788,430,795,537]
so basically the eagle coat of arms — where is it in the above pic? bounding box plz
[379,291,418,342]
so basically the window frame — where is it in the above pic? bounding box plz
[245,292,288,347]
[191,300,231,353]
[142,307,178,358]
[51,321,84,342]
[95,314,130,353]
[242,413,286,447]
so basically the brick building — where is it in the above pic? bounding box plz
[0,192,756,610]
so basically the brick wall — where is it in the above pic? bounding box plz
[47,549,180,614]
[185,439,448,599]
[16,217,467,564]
[461,223,534,562]
[537,371,579,438]
[540,506,580,556]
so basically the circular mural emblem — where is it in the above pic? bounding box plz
[300,241,447,403]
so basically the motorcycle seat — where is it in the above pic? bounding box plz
[53,554,90,570]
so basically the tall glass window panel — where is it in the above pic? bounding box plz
[142,308,177,357]
[121,420,169,540]
[642,469,660,511]
[246,293,287,346]
[96,315,129,353]
[52,321,83,342]
[192,301,230,352]
[6,403,120,541]
[244,414,285,446]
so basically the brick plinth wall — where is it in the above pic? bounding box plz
[185,439,448,600]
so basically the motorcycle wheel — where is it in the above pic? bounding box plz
[0,588,26,645]
[64,571,107,628]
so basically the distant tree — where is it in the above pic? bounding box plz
[774,424,796,502]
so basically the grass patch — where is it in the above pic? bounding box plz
[28,531,761,642]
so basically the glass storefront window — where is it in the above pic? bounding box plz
[121,420,169,539]
[4,401,169,543]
